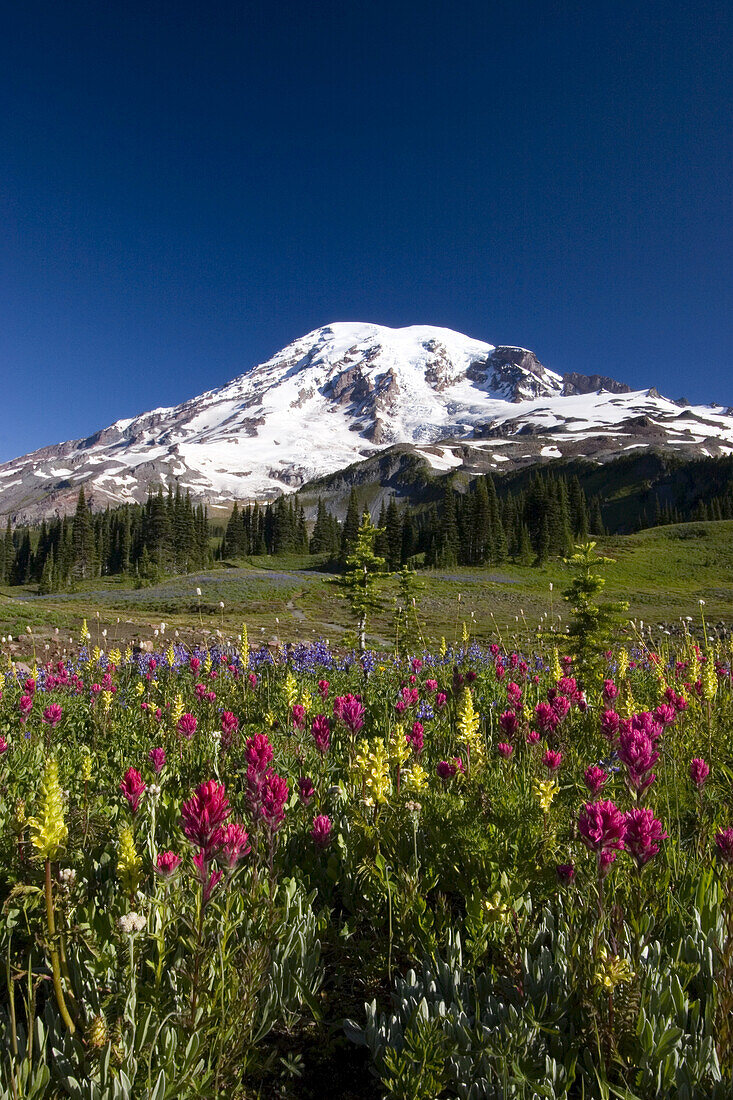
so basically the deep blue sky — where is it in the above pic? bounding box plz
[1,0,731,462]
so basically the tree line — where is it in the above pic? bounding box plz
[0,487,211,590]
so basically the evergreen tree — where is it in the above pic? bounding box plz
[340,511,387,651]
[340,489,360,567]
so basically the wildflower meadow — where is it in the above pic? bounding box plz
[1,574,733,1097]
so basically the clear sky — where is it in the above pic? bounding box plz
[1,0,731,462]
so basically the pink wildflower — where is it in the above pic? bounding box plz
[120,767,146,814]
[42,704,63,727]
[624,808,668,868]
[155,851,182,877]
[543,750,562,773]
[148,747,166,773]
[311,814,332,848]
[298,776,316,805]
[181,780,231,855]
[291,704,306,729]
[311,714,330,755]
[578,800,627,864]
[689,758,710,789]
[499,710,519,739]
[244,733,274,773]
[497,742,513,759]
[583,765,608,795]
[177,713,197,739]
[213,822,250,869]
[261,771,289,829]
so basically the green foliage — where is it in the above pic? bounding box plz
[562,541,629,688]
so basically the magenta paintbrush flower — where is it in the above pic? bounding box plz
[43,703,63,727]
[578,800,627,864]
[120,767,146,813]
[177,713,197,739]
[497,742,513,759]
[311,714,331,755]
[689,758,710,788]
[261,770,289,829]
[311,814,332,848]
[155,850,182,877]
[148,747,166,773]
[583,765,608,795]
[244,733,274,773]
[624,808,668,868]
[297,776,315,804]
[543,749,562,772]
[18,694,33,719]
[181,780,231,855]
[618,728,659,794]
[213,822,250,869]
[499,710,519,738]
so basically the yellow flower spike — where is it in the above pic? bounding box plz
[353,739,392,804]
[166,643,175,668]
[283,670,298,709]
[79,619,91,645]
[551,648,563,681]
[403,763,429,792]
[533,779,559,814]
[616,649,629,680]
[482,891,511,927]
[101,690,113,713]
[203,651,212,675]
[594,948,634,991]
[462,621,469,643]
[124,646,132,664]
[108,647,121,668]
[456,687,485,772]
[439,637,447,658]
[300,688,313,714]
[135,681,145,697]
[28,759,68,862]
[171,694,184,726]
[240,623,249,670]
[265,710,276,729]
[388,723,411,769]
[81,753,93,782]
[117,827,142,897]
[702,655,717,701]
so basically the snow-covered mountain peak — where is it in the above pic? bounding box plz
[0,321,732,523]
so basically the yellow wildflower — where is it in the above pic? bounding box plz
[117,828,142,897]
[456,688,485,772]
[551,648,563,682]
[616,648,629,680]
[388,723,411,770]
[28,759,68,861]
[170,694,184,727]
[533,779,559,814]
[283,670,298,709]
[79,619,91,645]
[240,623,249,670]
[482,891,511,926]
[439,637,447,658]
[108,647,121,668]
[354,739,392,804]
[101,690,113,713]
[403,763,429,792]
[300,688,313,714]
[135,681,145,697]
[702,655,717,701]
[165,643,175,668]
[81,753,93,782]
[594,948,634,991]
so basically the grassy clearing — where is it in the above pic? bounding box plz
[1,522,731,658]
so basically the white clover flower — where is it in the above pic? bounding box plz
[118,912,146,935]
[58,868,77,887]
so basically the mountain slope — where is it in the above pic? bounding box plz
[1,321,732,522]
